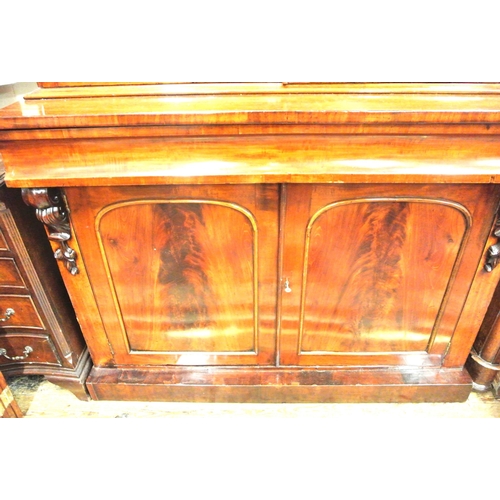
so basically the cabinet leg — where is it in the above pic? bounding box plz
[45,377,90,401]
[45,350,93,401]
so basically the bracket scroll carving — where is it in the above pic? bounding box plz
[485,213,500,273]
[21,188,79,276]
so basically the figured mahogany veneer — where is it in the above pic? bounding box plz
[2,83,500,403]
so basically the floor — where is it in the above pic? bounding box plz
[5,374,499,500]
[7,374,500,418]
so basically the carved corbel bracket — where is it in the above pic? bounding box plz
[485,214,500,272]
[21,188,79,276]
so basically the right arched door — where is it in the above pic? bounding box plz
[279,183,500,368]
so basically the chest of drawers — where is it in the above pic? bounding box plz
[2,82,500,403]
[0,175,91,400]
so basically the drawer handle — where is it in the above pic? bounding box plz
[0,345,33,361]
[0,308,15,322]
[284,278,292,293]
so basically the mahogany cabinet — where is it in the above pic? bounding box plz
[2,83,500,403]
[0,175,91,400]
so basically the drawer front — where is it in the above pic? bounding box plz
[0,334,60,366]
[0,257,26,289]
[0,226,9,251]
[0,295,45,330]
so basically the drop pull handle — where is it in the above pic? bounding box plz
[0,308,15,322]
[485,218,500,272]
[0,346,33,361]
[284,278,292,293]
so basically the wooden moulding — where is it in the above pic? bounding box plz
[4,134,500,188]
[5,83,500,133]
[86,366,472,403]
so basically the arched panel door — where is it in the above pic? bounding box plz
[66,184,279,366]
[280,184,498,367]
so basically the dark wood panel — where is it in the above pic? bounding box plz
[300,199,467,353]
[98,201,257,353]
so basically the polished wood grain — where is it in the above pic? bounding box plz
[280,184,500,367]
[98,201,256,353]
[86,365,472,403]
[4,135,500,188]
[10,373,500,417]
[4,123,500,143]
[5,84,500,131]
[302,201,464,352]
[64,184,279,366]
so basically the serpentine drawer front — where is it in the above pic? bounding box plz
[3,82,500,403]
[0,295,45,330]
[0,334,59,367]
[0,256,26,289]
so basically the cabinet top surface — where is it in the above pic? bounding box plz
[3,83,500,130]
